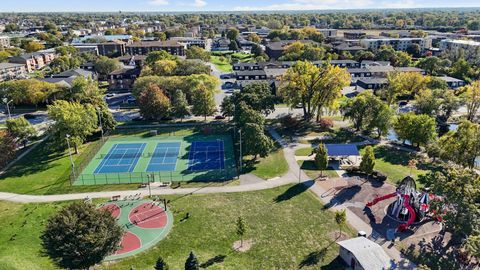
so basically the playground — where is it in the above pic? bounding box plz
[75,131,236,185]
[98,197,174,261]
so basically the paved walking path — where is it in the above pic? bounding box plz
[0,125,415,269]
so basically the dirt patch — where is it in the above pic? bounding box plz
[233,239,253,252]
[328,231,349,241]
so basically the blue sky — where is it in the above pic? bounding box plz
[1,0,479,12]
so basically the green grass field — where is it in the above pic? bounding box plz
[298,160,339,179]
[76,132,236,185]
[210,56,232,72]
[0,185,352,270]
[245,148,289,180]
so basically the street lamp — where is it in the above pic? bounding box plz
[2,98,12,119]
[65,134,76,181]
[96,107,104,141]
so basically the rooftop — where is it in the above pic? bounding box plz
[337,237,392,270]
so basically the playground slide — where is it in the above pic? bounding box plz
[397,194,416,232]
[366,192,397,207]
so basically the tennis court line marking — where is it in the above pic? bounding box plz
[95,144,119,173]
[127,143,146,172]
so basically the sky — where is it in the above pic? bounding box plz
[0,0,479,12]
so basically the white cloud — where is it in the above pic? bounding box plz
[234,0,427,11]
[193,0,207,7]
[149,0,169,6]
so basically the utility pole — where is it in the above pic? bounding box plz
[65,134,76,181]
[97,107,104,141]
[238,129,242,173]
[3,98,12,119]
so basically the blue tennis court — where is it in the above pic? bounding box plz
[146,142,181,172]
[94,143,146,174]
[188,140,225,171]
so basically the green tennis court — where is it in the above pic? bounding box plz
[75,132,237,185]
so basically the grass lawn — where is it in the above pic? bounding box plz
[0,139,142,195]
[359,145,433,185]
[0,185,352,270]
[210,56,232,72]
[298,160,339,179]
[244,147,289,179]
[295,147,314,156]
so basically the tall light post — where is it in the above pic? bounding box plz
[238,129,242,173]
[96,107,104,141]
[65,134,76,181]
[2,98,12,119]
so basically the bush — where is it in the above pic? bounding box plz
[317,118,333,129]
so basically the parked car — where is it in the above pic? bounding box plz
[215,115,226,120]
[23,113,36,119]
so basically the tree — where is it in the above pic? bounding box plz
[251,43,264,57]
[242,123,274,159]
[146,51,176,65]
[377,45,397,64]
[247,33,261,43]
[334,210,347,238]
[0,130,16,167]
[236,216,247,247]
[226,28,239,41]
[414,89,442,116]
[41,202,123,270]
[138,84,171,120]
[155,256,169,270]
[280,61,349,120]
[234,101,265,128]
[463,81,480,121]
[220,95,235,118]
[360,146,375,176]
[394,51,412,67]
[406,44,421,58]
[439,90,463,122]
[6,116,36,147]
[171,89,190,121]
[191,84,216,121]
[449,59,476,82]
[354,50,375,62]
[148,60,178,76]
[386,72,430,105]
[94,56,121,80]
[47,100,98,154]
[228,40,239,51]
[438,120,480,168]
[314,143,328,177]
[0,79,59,105]
[23,41,44,53]
[236,82,277,116]
[186,46,210,62]
[393,113,436,148]
[185,251,199,270]
[280,42,325,61]
[416,56,450,76]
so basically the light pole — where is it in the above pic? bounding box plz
[238,129,242,173]
[96,107,104,141]
[65,134,76,180]
[2,98,12,119]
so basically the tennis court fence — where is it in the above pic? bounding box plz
[74,167,238,185]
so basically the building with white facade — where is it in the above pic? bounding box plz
[360,37,432,51]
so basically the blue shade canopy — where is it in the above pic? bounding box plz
[326,144,359,156]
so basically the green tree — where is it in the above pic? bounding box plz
[280,61,349,120]
[47,100,98,154]
[146,51,177,65]
[155,256,169,270]
[6,116,36,147]
[449,59,476,82]
[191,84,216,121]
[314,143,328,176]
[171,89,190,121]
[228,40,239,51]
[138,84,171,120]
[0,130,16,167]
[235,82,277,116]
[23,41,44,53]
[247,33,261,43]
[463,81,480,121]
[220,95,235,118]
[414,89,442,116]
[438,120,480,168]
[185,251,199,270]
[186,46,211,62]
[334,210,347,238]
[360,146,375,176]
[242,123,273,159]
[393,113,436,148]
[226,28,239,41]
[386,72,430,105]
[94,56,121,80]
[377,45,397,63]
[394,51,412,67]
[416,56,450,76]
[236,216,247,247]
[41,202,123,270]
[234,101,264,128]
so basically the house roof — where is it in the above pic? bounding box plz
[38,77,76,88]
[52,68,94,78]
[235,70,267,76]
[126,40,182,48]
[437,75,465,83]
[0,63,25,69]
[357,77,388,84]
[337,237,392,270]
[266,40,316,50]
[326,144,359,157]
[109,67,141,76]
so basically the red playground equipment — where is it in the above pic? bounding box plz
[366,176,430,232]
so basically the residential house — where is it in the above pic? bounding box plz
[9,50,56,73]
[108,67,141,91]
[360,38,432,52]
[265,40,317,60]
[211,37,231,52]
[437,76,467,89]
[170,37,206,49]
[0,63,26,82]
[126,41,185,56]
[117,55,147,68]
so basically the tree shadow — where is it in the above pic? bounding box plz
[200,254,226,268]
[273,181,314,203]
[322,185,361,209]
[320,256,348,270]
[299,248,328,268]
